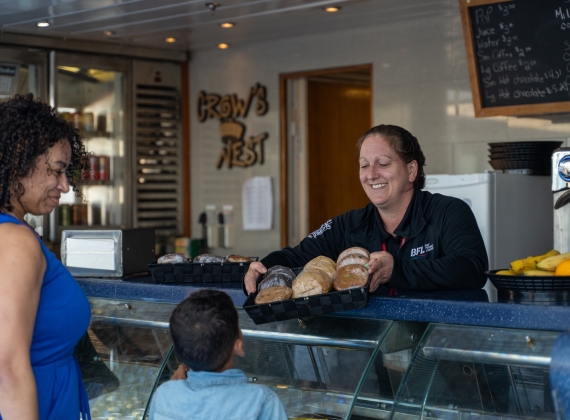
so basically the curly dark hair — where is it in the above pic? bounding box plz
[0,93,89,213]
[356,124,427,190]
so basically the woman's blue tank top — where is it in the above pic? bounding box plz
[0,213,91,420]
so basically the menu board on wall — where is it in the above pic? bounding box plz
[460,0,570,117]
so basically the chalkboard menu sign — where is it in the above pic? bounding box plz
[460,0,570,117]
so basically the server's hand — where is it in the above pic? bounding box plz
[367,251,394,292]
[244,262,267,294]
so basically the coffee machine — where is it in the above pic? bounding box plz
[553,148,570,253]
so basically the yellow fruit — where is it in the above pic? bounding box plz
[537,251,570,272]
[523,270,556,276]
[555,260,570,276]
[509,249,560,274]
[496,269,516,276]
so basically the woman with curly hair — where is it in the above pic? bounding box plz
[0,93,91,420]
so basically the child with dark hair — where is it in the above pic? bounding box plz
[149,289,287,420]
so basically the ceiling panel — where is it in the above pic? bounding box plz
[0,0,455,52]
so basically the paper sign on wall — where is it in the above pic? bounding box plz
[242,176,272,230]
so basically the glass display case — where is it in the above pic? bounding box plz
[79,297,562,420]
[81,297,426,419]
[390,324,560,420]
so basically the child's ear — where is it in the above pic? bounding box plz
[234,337,245,357]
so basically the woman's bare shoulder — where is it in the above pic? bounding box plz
[0,222,44,263]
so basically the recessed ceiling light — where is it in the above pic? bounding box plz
[103,30,115,36]
[220,22,235,28]
[165,37,178,43]
[218,43,229,49]
[324,6,340,12]
[36,22,50,27]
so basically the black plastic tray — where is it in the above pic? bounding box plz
[486,269,570,292]
[488,141,562,150]
[243,267,370,324]
[149,261,252,284]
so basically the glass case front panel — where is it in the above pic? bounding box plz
[391,324,560,420]
[80,324,173,419]
[52,57,129,242]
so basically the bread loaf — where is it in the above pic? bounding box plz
[193,254,224,263]
[225,254,253,263]
[337,247,370,264]
[337,253,369,269]
[292,268,331,298]
[258,265,295,291]
[254,286,293,304]
[333,264,369,291]
[157,253,187,264]
[265,265,296,282]
[304,256,336,285]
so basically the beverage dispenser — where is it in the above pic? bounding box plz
[553,148,570,253]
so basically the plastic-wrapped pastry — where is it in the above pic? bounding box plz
[258,265,295,291]
[337,253,369,269]
[292,268,331,298]
[333,264,369,291]
[304,256,336,284]
[225,254,253,263]
[337,247,370,264]
[254,286,292,304]
[157,253,187,264]
[193,254,224,263]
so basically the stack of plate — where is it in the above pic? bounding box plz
[488,141,563,175]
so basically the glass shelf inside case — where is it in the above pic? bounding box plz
[390,324,561,420]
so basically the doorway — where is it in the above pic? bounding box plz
[280,65,372,248]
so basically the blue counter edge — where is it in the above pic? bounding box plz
[77,278,570,332]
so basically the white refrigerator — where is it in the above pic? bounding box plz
[424,171,553,301]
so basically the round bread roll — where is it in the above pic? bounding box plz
[292,268,331,298]
[333,264,369,291]
[258,267,295,291]
[265,265,296,282]
[157,253,187,264]
[254,286,292,304]
[337,253,369,269]
[194,254,224,263]
[304,256,336,284]
[225,254,253,263]
[337,247,370,264]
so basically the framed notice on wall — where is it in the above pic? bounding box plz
[460,0,570,117]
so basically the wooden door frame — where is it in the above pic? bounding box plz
[279,63,373,248]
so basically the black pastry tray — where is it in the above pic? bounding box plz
[486,269,570,292]
[148,261,254,284]
[243,267,370,325]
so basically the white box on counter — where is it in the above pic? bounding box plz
[61,229,155,278]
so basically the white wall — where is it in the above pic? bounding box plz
[189,2,570,259]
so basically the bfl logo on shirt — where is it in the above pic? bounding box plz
[410,243,434,258]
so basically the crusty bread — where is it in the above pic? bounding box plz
[333,264,369,291]
[258,266,295,291]
[337,247,370,264]
[265,265,296,282]
[194,254,224,263]
[157,253,187,264]
[225,254,253,263]
[304,256,336,285]
[291,268,331,298]
[337,253,369,269]
[254,286,292,304]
